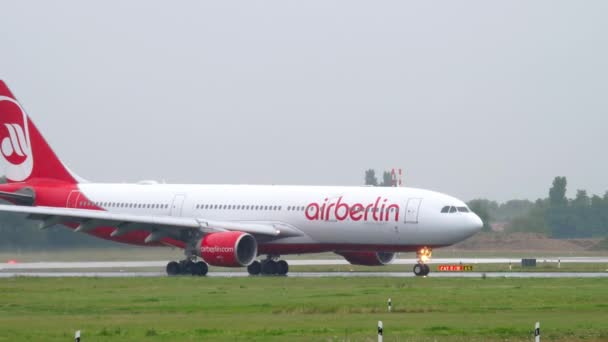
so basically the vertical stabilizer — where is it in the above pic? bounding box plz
[0,81,77,184]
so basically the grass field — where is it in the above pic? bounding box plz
[1,277,607,341]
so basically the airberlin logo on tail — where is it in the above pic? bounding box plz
[0,96,33,181]
[1,123,28,165]
[305,196,400,222]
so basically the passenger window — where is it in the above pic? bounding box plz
[449,206,457,213]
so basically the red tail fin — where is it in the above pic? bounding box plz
[0,81,77,184]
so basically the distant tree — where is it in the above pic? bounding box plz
[549,176,568,207]
[364,169,378,186]
[507,201,550,235]
[546,176,573,237]
[589,195,607,236]
[573,190,590,207]
[380,171,393,187]
[492,199,534,221]
[467,199,492,232]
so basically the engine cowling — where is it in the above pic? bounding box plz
[198,231,258,267]
[337,251,396,266]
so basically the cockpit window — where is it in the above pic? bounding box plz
[440,206,450,213]
[457,206,470,213]
[449,206,457,213]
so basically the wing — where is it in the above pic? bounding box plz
[0,204,302,243]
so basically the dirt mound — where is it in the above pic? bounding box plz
[453,232,602,252]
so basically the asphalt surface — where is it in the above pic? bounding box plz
[1,257,606,278]
[2,257,607,270]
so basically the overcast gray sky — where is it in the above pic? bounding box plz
[1,1,607,202]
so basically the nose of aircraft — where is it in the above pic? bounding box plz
[471,213,483,232]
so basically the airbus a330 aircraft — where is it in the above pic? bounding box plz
[0,80,482,276]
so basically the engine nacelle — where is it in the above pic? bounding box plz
[337,251,396,266]
[198,231,258,267]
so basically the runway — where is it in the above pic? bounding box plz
[1,271,607,278]
[2,257,607,270]
[1,257,606,278]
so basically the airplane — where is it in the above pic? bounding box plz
[0,80,482,277]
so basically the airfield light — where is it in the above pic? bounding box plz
[7,259,17,264]
[418,247,432,263]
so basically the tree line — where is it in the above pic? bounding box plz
[468,177,608,238]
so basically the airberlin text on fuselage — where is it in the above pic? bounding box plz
[305,196,400,222]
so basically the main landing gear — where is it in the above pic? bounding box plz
[413,247,432,277]
[247,256,289,276]
[166,259,208,276]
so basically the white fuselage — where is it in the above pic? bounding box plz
[74,183,482,252]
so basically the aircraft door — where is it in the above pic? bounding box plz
[170,194,186,216]
[404,198,422,223]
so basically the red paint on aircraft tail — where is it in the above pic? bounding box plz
[0,81,77,184]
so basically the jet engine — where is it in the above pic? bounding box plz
[337,251,396,266]
[198,231,258,267]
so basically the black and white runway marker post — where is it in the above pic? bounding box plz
[378,321,383,342]
[387,298,392,312]
[75,330,81,342]
[534,322,540,342]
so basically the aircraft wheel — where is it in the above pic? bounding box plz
[247,260,261,275]
[413,263,425,276]
[276,260,289,276]
[261,260,277,275]
[422,264,430,276]
[166,261,180,276]
[192,261,208,276]
[180,260,193,275]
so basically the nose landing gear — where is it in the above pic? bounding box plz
[413,247,432,276]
